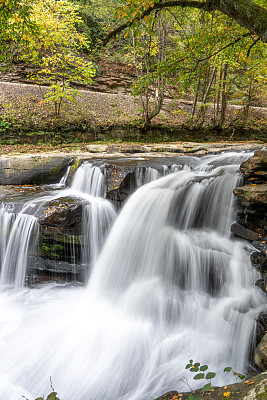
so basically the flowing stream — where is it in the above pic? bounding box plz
[0,152,265,400]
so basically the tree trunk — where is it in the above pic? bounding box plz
[220,63,228,126]
[192,75,201,119]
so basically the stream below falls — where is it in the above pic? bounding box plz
[0,151,266,400]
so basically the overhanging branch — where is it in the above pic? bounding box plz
[102,0,267,45]
[102,1,210,45]
[196,32,252,62]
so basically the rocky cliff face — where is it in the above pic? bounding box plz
[231,149,267,279]
[231,149,267,372]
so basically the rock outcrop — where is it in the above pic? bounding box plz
[231,149,267,372]
[0,155,72,185]
[231,149,267,273]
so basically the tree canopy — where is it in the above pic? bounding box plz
[103,0,267,45]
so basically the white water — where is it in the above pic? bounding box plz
[70,163,116,269]
[0,152,265,400]
[0,163,116,288]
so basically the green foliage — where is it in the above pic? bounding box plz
[1,0,96,117]
[41,242,64,259]
[112,1,267,127]
[39,53,95,116]
[35,391,60,400]
[185,360,216,392]
[0,114,12,134]
[184,360,246,399]
[0,0,37,64]
[224,366,245,381]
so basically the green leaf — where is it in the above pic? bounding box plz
[237,374,245,381]
[190,367,199,372]
[205,372,216,380]
[224,367,232,372]
[193,363,200,368]
[200,365,208,371]
[193,373,205,380]
[188,395,200,400]
[202,383,213,392]
[47,393,60,400]
[185,364,192,369]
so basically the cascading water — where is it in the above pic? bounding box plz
[70,163,116,269]
[0,152,265,400]
[0,162,116,288]
[0,205,39,290]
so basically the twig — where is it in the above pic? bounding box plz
[50,376,55,393]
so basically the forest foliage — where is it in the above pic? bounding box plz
[0,0,266,132]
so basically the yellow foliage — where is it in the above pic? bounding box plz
[4,0,90,63]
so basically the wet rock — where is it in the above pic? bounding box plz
[251,251,267,274]
[255,334,267,371]
[37,198,83,234]
[255,279,266,293]
[252,241,267,255]
[256,312,267,345]
[0,155,72,185]
[107,144,148,154]
[29,257,83,275]
[231,222,260,241]
[156,373,267,400]
[234,184,267,205]
[233,149,267,298]
[241,149,267,175]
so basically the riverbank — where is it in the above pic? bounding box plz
[0,81,266,143]
[0,140,264,158]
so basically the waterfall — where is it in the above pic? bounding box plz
[59,165,71,186]
[0,207,14,267]
[71,162,106,197]
[70,163,116,271]
[0,152,265,400]
[0,162,116,288]
[0,206,38,290]
[0,213,38,290]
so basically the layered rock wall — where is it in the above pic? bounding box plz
[231,149,267,372]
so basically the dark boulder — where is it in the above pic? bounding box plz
[231,222,261,241]
[30,257,83,275]
[37,198,83,235]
